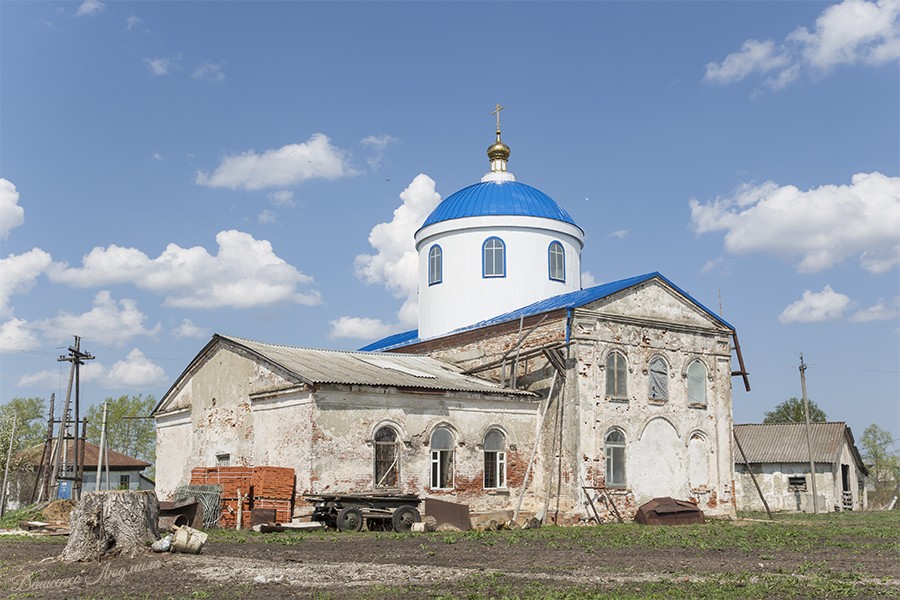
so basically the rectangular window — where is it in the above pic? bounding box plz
[431,450,454,489]
[118,474,131,490]
[606,445,625,487]
[216,453,231,467]
[788,475,807,491]
[484,451,506,489]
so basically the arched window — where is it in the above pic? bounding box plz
[428,245,442,285]
[482,237,506,278]
[605,429,626,487]
[649,356,668,401]
[548,241,565,282]
[606,351,628,400]
[430,427,455,489]
[687,361,707,406]
[374,426,400,488]
[483,429,507,489]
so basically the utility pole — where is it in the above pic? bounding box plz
[800,354,819,514]
[57,336,94,501]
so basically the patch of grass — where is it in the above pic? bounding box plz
[0,505,44,530]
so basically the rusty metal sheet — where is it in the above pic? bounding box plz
[635,497,705,526]
[423,498,471,531]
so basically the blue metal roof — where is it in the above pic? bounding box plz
[359,272,734,352]
[419,180,579,230]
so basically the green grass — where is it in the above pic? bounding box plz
[0,505,44,530]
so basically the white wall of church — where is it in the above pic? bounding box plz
[416,215,583,338]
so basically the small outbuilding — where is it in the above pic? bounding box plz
[733,422,868,513]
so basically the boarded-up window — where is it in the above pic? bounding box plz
[374,426,400,488]
[606,351,628,400]
[649,357,668,401]
[687,361,707,406]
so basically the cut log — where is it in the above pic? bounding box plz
[59,490,160,562]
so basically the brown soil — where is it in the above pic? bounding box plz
[40,500,75,523]
[1,532,897,599]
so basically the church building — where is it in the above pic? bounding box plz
[153,113,749,523]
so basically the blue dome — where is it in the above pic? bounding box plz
[420,181,578,229]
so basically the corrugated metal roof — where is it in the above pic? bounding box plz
[219,335,533,397]
[360,272,734,352]
[419,180,579,230]
[733,422,854,464]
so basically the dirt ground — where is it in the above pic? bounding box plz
[2,526,898,600]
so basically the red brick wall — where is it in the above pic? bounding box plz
[190,465,295,528]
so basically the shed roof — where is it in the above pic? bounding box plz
[154,335,533,415]
[733,422,867,474]
[21,440,150,470]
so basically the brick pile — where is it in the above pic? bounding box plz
[190,465,295,528]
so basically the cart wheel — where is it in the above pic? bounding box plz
[391,505,420,532]
[336,507,364,532]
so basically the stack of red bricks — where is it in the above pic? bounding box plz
[189,465,295,528]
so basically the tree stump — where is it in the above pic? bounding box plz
[59,490,160,562]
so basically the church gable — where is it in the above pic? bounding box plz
[580,278,729,332]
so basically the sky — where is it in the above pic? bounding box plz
[1,1,898,449]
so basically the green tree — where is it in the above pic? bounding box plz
[859,424,899,509]
[86,395,156,466]
[0,398,47,507]
[763,397,827,424]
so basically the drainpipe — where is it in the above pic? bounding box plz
[565,308,572,345]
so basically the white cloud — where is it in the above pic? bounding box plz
[779,285,851,323]
[76,0,104,17]
[704,0,900,89]
[257,209,277,224]
[0,248,53,318]
[608,229,629,239]
[581,271,599,288]
[152,152,164,161]
[0,319,40,353]
[106,348,167,388]
[34,291,161,346]
[849,298,900,321]
[360,134,396,170]
[125,15,141,31]
[0,179,25,239]
[268,190,295,206]
[17,348,167,390]
[144,54,181,76]
[192,61,226,83]
[196,134,355,191]
[48,230,321,309]
[330,174,442,339]
[329,316,402,340]
[690,172,900,274]
[704,39,790,84]
[172,318,207,339]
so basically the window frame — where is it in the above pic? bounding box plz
[430,426,455,490]
[605,429,626,488]
[483,429,507,489]
[428,244,442,286]
[482,237,506,278]
[687,360,708,406]
[548,241,565,282]
[373,425,401,489]
[605,350,628,401]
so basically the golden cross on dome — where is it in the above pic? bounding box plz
[492,103,505,133]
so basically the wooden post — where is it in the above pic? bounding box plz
[800,354,819,514]
[733,429,773,520]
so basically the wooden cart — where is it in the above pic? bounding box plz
[303,493,422,532]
